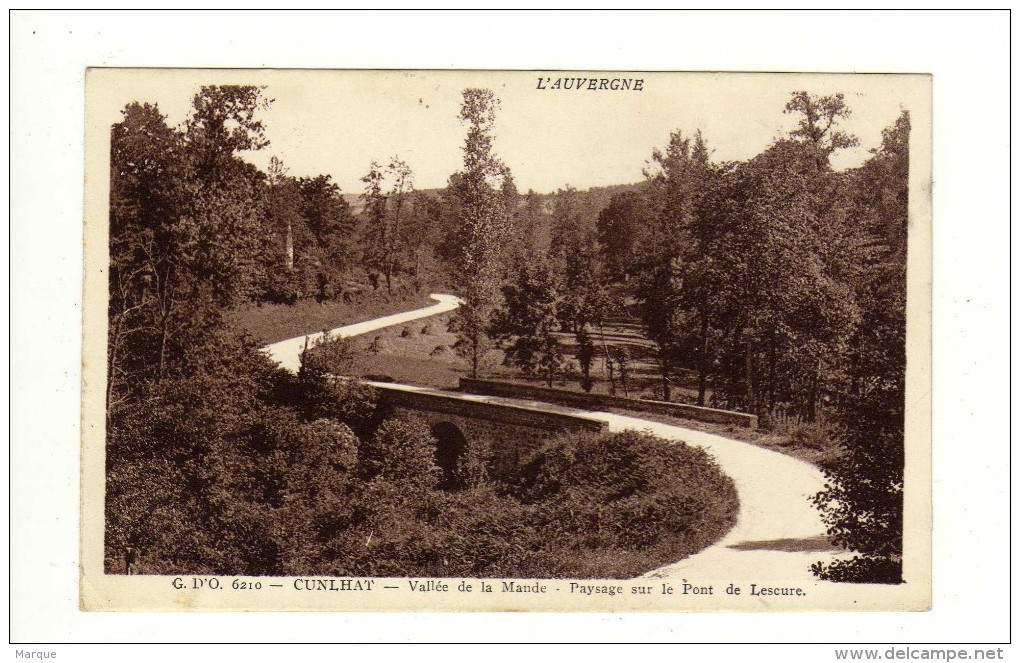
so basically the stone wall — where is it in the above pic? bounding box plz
[458,378,759,430]
[372,384,608,481]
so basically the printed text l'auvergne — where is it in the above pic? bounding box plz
[536,77,644,92]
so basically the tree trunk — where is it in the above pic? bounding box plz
[659,355,671,402]
[158,312,170,381]
[578,330,593,393]
[285,221,294,271]
[107,313,123,415]
[598,322,611,378]
[697,312,709,406]
[745,339,756,413]
[807,357,821,423]
[607,359,616,396]
[768,330,777,411]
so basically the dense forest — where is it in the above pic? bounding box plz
[106,84,909,582]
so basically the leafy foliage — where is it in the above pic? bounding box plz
[597,190,653,282]
[445,89,517,376]
[490,258,564,386]
[360,158,416,293]
[810,111,910,583]
[583,96,910,582]
[106,84,911,584]
[784,91,860,165]
[299,330,355,380]
[509,430,739,577]
[358,415,442,493]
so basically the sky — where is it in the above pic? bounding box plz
[89,69,929,195]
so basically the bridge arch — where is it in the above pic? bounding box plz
[431,421,468,490]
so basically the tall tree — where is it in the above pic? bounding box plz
[298,174,355,301]
[704,139,859,418]
[636,129,712,401]
[446,88,515,377]
[404,191,443,284]
[186,85,272,184]
[509,190,546,259]
[108,102,191,410]
[266,156,297,273]
[262,157,315,303]
[812,111,910,583]
[360,161,386,290]
[491,259,564,388]
[597,190,653,283]
[548,186,589,266]
[784,91,860,169]
[381,157,414,294]
[360,158,415,294]
[558,234,610,393]
[183,85,275,305]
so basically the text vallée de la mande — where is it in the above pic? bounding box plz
[536,76,644,92]
[170,577,808,599]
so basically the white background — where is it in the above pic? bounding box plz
[7,8,1012,656]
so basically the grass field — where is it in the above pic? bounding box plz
[345,313,504,388]
[224,291,437,345]
[343,313,839,467]
[346,313,687,394]
[288,297,839,468]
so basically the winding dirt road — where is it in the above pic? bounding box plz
[261,293,844,584]
[262,293,462,373]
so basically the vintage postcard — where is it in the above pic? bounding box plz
[80,68,932,611]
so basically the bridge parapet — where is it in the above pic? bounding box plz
[459,378,759,430]
[371,382,608,433]
[368,381,607,482]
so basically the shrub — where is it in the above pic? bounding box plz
[429,344,454,359]
[277,418,363,573]
[105,332,296,575]
[512,429,739,577]
[810,555,902,584]
[282,366,379,439]
[367,335,391,354]
[300,331,355,378]
[358,415,441,493]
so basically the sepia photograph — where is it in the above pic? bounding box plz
[11,7,1012,652]
[78,68,931,612]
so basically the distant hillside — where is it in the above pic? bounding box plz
[343,187,445,214]
[526,182,647,250]
[343,182,646,217]
[537,182,645,214]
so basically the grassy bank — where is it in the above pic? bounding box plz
[225,291,437,345]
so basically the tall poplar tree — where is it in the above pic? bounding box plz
[446,88,515,377]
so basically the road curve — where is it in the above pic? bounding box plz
[262,294,843,583]
[261,293,462,373]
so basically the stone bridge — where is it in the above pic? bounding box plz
[367,381,608,487]
[261,293,607,487]
[264,296,839,583]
